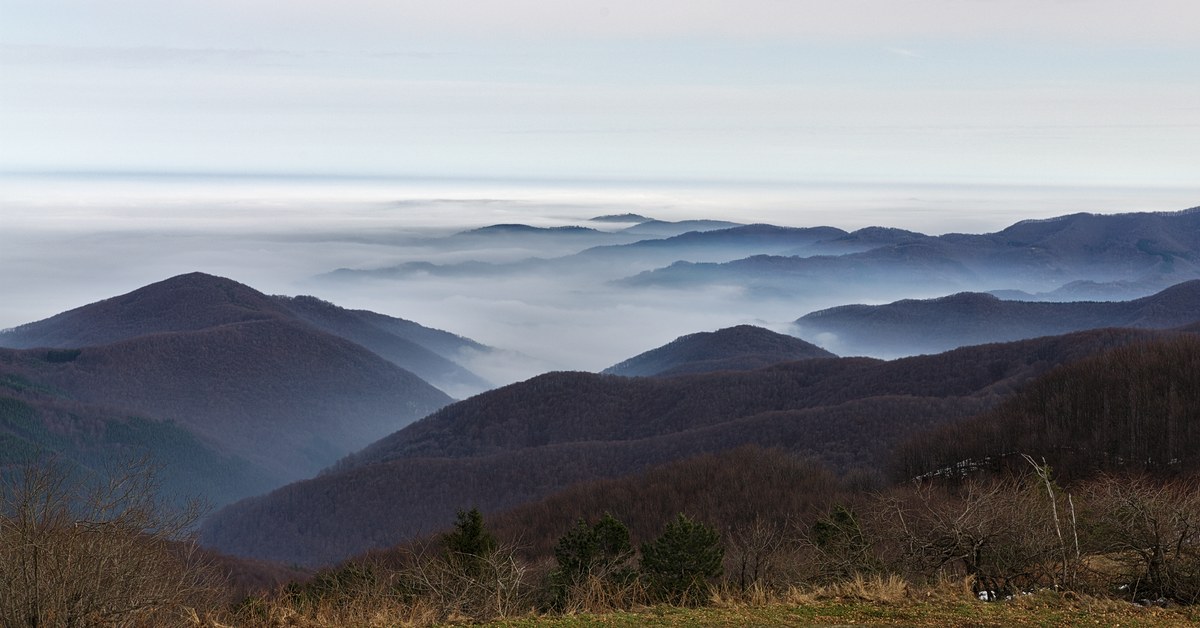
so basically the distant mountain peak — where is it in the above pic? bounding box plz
[603,324,835,377]
[0,271,497,398]
[460,224,600,235]
[795,280,1200,357]
[0,271,287,349]
[590,213,653,223]
[1148,278,1200,299]
[929,291,1002,305]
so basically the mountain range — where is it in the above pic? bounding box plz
[603,325,835,376]
[199,325,1177,565]
[619,209,1200,300]
[9,205,1200,575]
[796,279,1200,357]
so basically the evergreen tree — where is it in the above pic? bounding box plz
[554,513,632,583]
[810,504,876,579]
[640,513,723,603]
[442,507,496,576]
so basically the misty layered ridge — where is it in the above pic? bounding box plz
[0,272,497,398]
[796,279,1200,357]
[10,0,1200,616]
[318,219,773,282]
[603,325,835,377]
[297,206,1200,375]
[7,205,1200,574]
[198,325,1181,565]
[618,208,1200,302]
[0,272,504,507]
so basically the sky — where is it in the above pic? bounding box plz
[3,0,1199,187]
[2,1,1200,376]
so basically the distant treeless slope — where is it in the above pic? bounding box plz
[603,325,835,377]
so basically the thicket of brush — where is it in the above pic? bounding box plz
[5,444,1200,627]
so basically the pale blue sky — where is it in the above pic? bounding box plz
[2,0,1199,187]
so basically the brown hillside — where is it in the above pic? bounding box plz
[602,325,835,377]
[796,279,1200,356]
[1,319,451,484]
[896,335,1200,482]
[201,327,1176,565]
[0,272,494,397]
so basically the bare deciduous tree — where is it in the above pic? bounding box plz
[0,456,222,627]
[885,476,1068,597]
[1079,475,1200,604]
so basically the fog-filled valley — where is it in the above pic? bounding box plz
[5,176,1200,377]
[6,179,1200,622]
[9,0,1200,621]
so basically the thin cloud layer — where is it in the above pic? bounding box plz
[7,1,1200,46]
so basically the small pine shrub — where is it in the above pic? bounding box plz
[640,513,723,604]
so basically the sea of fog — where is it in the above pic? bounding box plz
[2,173,1197,385]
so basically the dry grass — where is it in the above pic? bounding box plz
[194,593,444,628]
[190,569,1200,628]
[479,586,1200,628]
[555,574,649,615]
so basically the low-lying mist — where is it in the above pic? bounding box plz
[4,174,1198,389]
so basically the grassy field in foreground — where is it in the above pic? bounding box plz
[479,594,1200,627]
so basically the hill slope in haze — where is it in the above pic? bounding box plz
[0,367,271,505]
[272,295,491,398]
[574,224,848,269]
[621,209,1200,299]
[603,325,835,377]
[0,272,495,397]
[0,273,456,506]
[200,327,1177,565]
[795,279,1200,357]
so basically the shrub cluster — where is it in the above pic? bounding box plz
[8,455,1200,627]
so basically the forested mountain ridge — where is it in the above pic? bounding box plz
[0,319,451,498]
[896,334,1200,482]
[0,272,495,396]
[378,446,846,563]
[602,325,835,376]
[0,272,286,348]
[201,326,1183,565]
[0,272,463,507]
[796,279,1200,357]
[0,363,272,505]
[344,326,1168,469]
[620,208,1200,299]
[271,295,490,397]
[572,224,849,267]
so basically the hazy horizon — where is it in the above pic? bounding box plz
[2,170,1198,388]
[4,0,1200,387]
